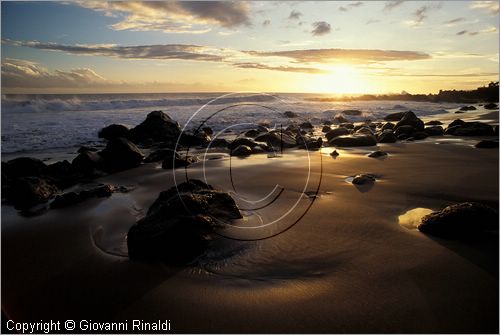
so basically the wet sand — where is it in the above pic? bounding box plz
[2,130,498,332]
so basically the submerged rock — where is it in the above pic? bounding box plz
[351,174,376,185]
[127,180,242,263]
[161,150,196,169]
[330,150,339,157]
[418,202,498,239]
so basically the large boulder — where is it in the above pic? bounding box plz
[254,132,296,149]
[44,160,81,188]
[8,177,58,210]
[99,138,144,172]
[98,124,129,140]
[127,180,242,263]
[329,134,377,147]
[128,111,181,145]
[452,122,494,136]
[325,127,350,141]
[424,126,444,136]
[384,111,406,121]
[381,122,395,131]
[418,202,498,239]
[394,111,424,131]
[231,145,252,157]
[394,125,415,137]
[2,157,47,178]
[377,130,398,143]
[72,151,105,174]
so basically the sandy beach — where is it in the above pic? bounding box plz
[2,105,498,333]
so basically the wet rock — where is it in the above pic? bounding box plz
[418,202,498,239]
[228,137,260,150]
[179,132,211,147]
[284,111,298,118]
[455,111,464,114]
[484,102,498,110]
[299,121,314,129]
[340,122,354,129]
[394,125,415,137]
[210,138,230,148]
[322,125,332,133]
[325,127,350,141]
[44,160,81,188]
[475,140,499,148]
[9,177,58,210]
[351,174,376,185]
[128,111,181,145]
[98,124,129,140]
[202,127,213,136]
[297,136,323,150]
[384,111,406,121]
[342,109,362,116]
[355,126,375,135]
[377,130,398,143]
[127,180,242,263]
[161,150,196,169]
[51,184,114,209]
[254,132,296,148]
[330,150,339,157]
[3,157,47,178]
[425,120,443,126]
[323,120,333,126]
[381,122,395,131]
[394,111,424,131]
[145,149,176,163]
[459,105,476,111]
[333,115,349,124]
[412,131,429,140]
[424,126,444,136]
[447,122,495,136]
[231,145,252,157]
[244,129,260,138]
[99,138,144,172]
[368,151,387,158]
[448,119,466,128]
[329,134,377,147]
[72,151,105,173]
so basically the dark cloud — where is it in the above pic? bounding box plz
[444,17,466,24]
[456,30,468,35]
[233,62,327,74]
[384,0,404,11]
[2,39,226,62]
[288,10,302,20]
[339,2,364,12]
[414,6,429,23]
[246,48,431,63]
[311,22,331,36]
[262,19,271,27]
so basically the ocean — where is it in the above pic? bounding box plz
[1,92,462,159]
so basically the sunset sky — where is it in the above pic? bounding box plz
[1,1,499,94]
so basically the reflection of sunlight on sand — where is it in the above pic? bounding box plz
[398,208,433,230]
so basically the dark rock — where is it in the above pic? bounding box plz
[44,160,80,188]
[351,174,376,185]
[127,180,242,263]
[202,127,213,136]
[50,192,81,209]
[355,126,375,135]
[99,138,144,172]
[231,145,252,157]
[377,130,398,143]
[210,138,230,148]
[484,102,498,110]
[161,150,196,169]
[449,122,495,136]
[475,140,499,148]
[228,137,259,150]
[394,111,424,131]
[495,125,499,136]
[418,202,498,239]
[459,105,477,111]
[254,132,296,149]
[424,126,444,136]
[284,111,298,118]
[322,125,332,133]
[72,151,105,173]
[455,111,464,114]
[381,122,395,131]
[244,129,260,138]
[394,125,415,137]
[412,131,428,140]
[51,184,115,209]
[325,127,350,141]
[179,132,211,147]
[342,109,362,116]
[448,119,466,128]
[77,146,99,154]
[368,151,387,158]
[340,122,354,129]
[144,149,175,163]
[299,121,314,129]
[330,150,339,157]
[425,120,443,126]
[329,134,377,147]
[9,177,58,210]
[128,111,181,145]
[323,120,333,126]
[98,124,129,140]
[297,136,322,150]
[333,115,349,124]
[3,157,47,178]
[384,111,406,121]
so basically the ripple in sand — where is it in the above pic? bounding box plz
[398,207,433,230]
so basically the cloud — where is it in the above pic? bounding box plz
[470,1,499,14]
[71,1,251,33]
[444,17,466,25]
[366,19,381,24]
[2,38,228,62]
[384,0,404,11]
[262,19,271,27]
[247,48,431,63]
[311,22,331,36]
[2,58,107,88]
[466,26,498,36]
[339,2,364,12]
[233,62,327,74]
[414,6,429,23]
[288,10,302,20]
[456,30,468,35]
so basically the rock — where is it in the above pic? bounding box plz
[329,134,377,147]
[231,145,252,157]
[244,129,260,138]
[50,192,80,209]
[342,109,362,116]
[228,137,260,150]
[44,160,80,188]
[322,125,332,133]
[495,125,499,136]
[127,180,242,263]
[368,151,387,158]
[425,120,443,126]
[161,150,196,169]
[455,111,464,114]
[98,124,129,140]
[424,126,444,136]
[297,136,323,150]
[210,138,230,148]
[3,157,47,178]
[418,202,498,239]
[448,119,466,128]
[384,111,406,121]
[355,126,375,135]
[381,122,395,131]
[299,121,314,129]
[202,127,213,136]
[323,120,333,126]
[128,111,181,145]
[254,132,296,148]
[449,122,495,136]
[179,132,211,147]
[330,150,339,157]
[377,130,398,143]
[144,149,176,163]
[340,122,355,129]
[284,111,298,118]
[459,105,476,111]
[251,145,266,154]
[475,140,499,148]
[77,146,99,154]
[484,102,498,110]
[99,138,144,172]
[333,115,349,124]
[325,127,350,141]
[72,151,104,173]
[51,184,115,209]
[412,131,428,140]
[394,111,424,131]
[351,174,376,185]
[394,125,415,137]
[9,177,58,210]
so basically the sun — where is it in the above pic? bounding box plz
[304,64,374,94]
